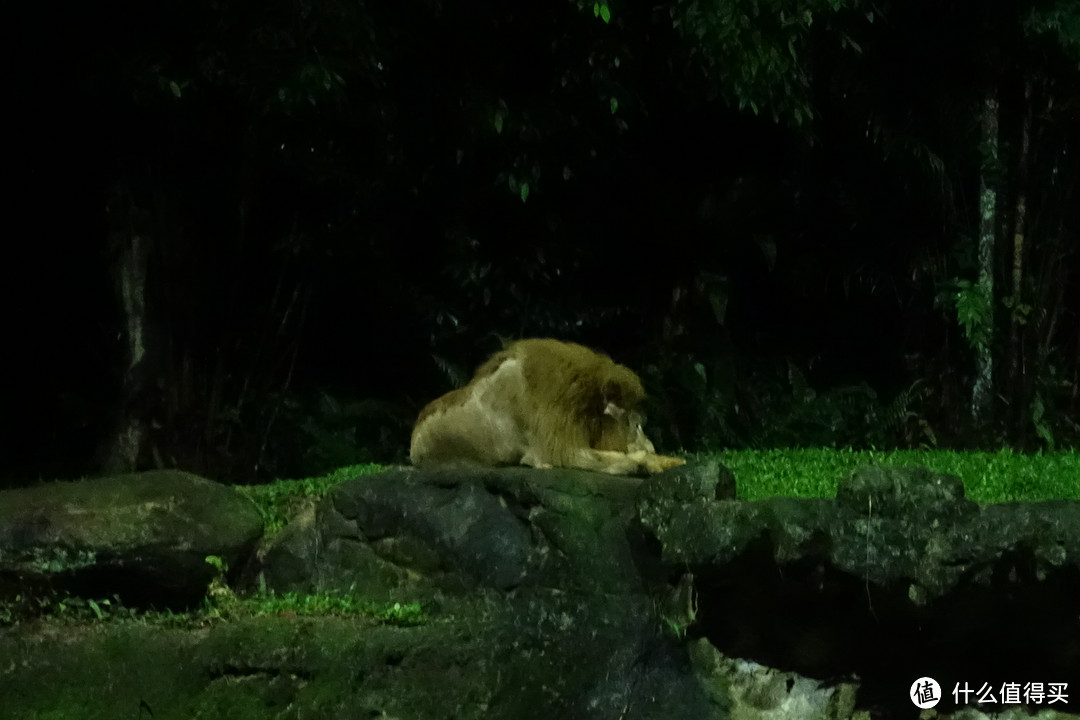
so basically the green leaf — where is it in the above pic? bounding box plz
[169,81,182,98]
[600,3,611,23]
[520,182,530,203]
[610,96,619,114]
[593,2,600,17]
[1032,394,1054,449]
[494,113,504,134]
[953,279,992,349]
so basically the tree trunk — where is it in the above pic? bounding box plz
[971,92,999,427]
[101,187,152,473]
[1006,81,1034,445]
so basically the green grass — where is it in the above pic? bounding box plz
[242,592,425,625]
[239,451,1079,530]
[705,447,1080,503]
[236,462,385,533]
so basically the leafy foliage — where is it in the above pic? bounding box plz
[744,366,933,448]
[668,0,870,128]
[947,279,993,351]
[10,0,1080,485]
[1025,1,1080,57]
[647,351,935,451]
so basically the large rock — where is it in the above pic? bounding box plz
[640,464,1080,711]
[0,469,263,610]
[3,461,1079,720]
[2,465,719,720]
[260,464,669,600]
[639,463,1080,598]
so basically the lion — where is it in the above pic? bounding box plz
[409,338,685,475]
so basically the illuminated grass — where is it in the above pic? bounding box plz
[702,447,1079,502]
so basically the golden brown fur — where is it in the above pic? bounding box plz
[410,339,685,475]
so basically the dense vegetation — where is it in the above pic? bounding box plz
[7,0,1079,485]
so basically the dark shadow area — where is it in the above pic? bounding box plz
[691,536,1080,717]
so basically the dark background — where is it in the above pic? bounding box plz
[4,0,1078,486]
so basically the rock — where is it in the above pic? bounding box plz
[0,469,263,610]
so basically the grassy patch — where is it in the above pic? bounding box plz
[236,462,384,533]
[704,447,1080,502]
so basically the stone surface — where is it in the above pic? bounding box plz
[640,464,1080,711]
[0,469,263,609]
[2,462,1078,719]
